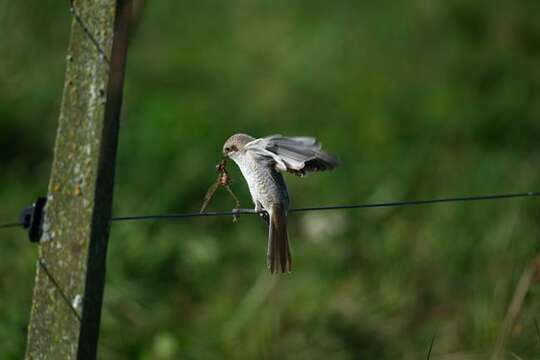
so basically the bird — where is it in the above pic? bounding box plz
[222,133,339,273]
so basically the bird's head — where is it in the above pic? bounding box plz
[222,133,254,158]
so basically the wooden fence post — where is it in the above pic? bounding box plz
[25,0,131,358]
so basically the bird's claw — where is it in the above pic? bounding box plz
[232,208,264,223]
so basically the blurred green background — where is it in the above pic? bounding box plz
[1,0,539,358]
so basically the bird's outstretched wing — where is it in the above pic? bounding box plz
[245,135,339,176]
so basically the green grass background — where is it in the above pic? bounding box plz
[1,0,539,358]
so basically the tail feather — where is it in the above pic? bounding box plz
[267,204,292,273]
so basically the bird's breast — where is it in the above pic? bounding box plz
[233,153,289,209]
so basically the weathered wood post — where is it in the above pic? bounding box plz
[25,0,131,358]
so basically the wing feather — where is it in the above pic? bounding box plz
[245,135,339,175]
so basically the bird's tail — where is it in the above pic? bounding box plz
[267,204,292,273]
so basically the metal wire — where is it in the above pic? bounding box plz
[38,259,82,322]
[69,0,111,64]
[111,191,540,223]
[0,222,22,230]
[426,334,436,360]
[289,191,540,212]
[1,191,538,229]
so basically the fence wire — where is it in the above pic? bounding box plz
[111,191,540,222]
[1,191,539,230]
[69,0,111,64]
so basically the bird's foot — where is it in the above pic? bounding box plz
[259,211,269,225]
[231,208,257,222]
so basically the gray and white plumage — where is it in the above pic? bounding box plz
[243,135,338,175]
[223,133,339,273]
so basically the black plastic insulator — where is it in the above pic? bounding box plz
[19,197,47,243]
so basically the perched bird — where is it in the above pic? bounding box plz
[222,134,339,273]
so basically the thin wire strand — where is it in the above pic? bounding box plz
[426,333,436,360]
[38,259,82,322]
[1,191,538,229]
[111,191,540,223]
[69,0,111,64]
[0,222,22,230]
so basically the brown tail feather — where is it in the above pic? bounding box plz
[267,204,292,273]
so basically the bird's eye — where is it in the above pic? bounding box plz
[225,147,230,152]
